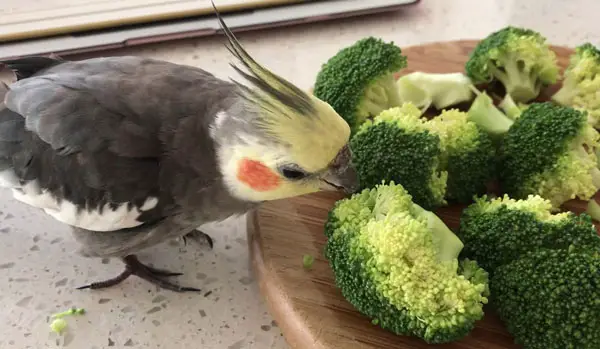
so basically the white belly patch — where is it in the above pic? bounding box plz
[0,169,20,188]
[10,180,159,232]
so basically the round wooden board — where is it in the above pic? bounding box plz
[247,40,595,349]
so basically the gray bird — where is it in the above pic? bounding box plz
[0,11,358,292]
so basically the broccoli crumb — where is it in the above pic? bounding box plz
[49,307,86,335]
[302,254,314,269]
[52,307,86,319]
[49,318,68,334]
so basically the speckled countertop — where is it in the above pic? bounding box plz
[1,1,599,348]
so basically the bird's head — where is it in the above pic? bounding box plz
[211,9,358,202]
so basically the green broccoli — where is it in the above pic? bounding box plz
[324,182,489,344]
[349,103,448,210]
[491,248,600,349]
[465,26,559,103]
[457,194,600,272]
[499,102,600,208]
[313,37,407,133]
[395,72,476,111]
[552,43,600,128]
[466,90,515,141]
[457,193,600,348]
[424,108,497,203]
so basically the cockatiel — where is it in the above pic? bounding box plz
[0,10,358,292]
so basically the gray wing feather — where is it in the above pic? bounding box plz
[0,56,241,255]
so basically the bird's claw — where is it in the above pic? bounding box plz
[76,255,201,293]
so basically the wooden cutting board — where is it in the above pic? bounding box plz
[247,40,592,349]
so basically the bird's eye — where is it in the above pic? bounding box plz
[280,166,307,180]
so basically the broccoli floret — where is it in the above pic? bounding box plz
[313,37,407,133]
[465,26,559,103]
[491,248,600,349]
[324,182,489,344]
[499,102,600,208]
[457,194,600,272]
[424,109,497,203]
[552,43,600,128]
[395,72,475,111]
[349,103,448,209]
[466,90,515,141]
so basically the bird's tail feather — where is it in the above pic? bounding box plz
[0,55,64,80]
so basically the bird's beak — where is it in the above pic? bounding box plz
[318,144,359,194]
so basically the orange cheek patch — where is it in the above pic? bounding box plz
[237,158,281,191]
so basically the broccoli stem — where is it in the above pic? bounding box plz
[499,93,523,119]
[378,73,404,107]
[490,55,541,102]
[586,198,600,222]
[52,307,85,319]
[396,78,432,112]
[591,166,600,189]
[364,84,390,106]
[551,79,576,106]
[411,203,464,264]
[360,99,388,121]
[426,211,464,264]
[467,90,515,140]
[357,73,405,125]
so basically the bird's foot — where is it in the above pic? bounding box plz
[182,230,214,249]
[76,255,201,293]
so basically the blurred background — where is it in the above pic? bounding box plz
[0,0,599,348]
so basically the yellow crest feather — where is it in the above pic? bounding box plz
[212,1,350,172]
